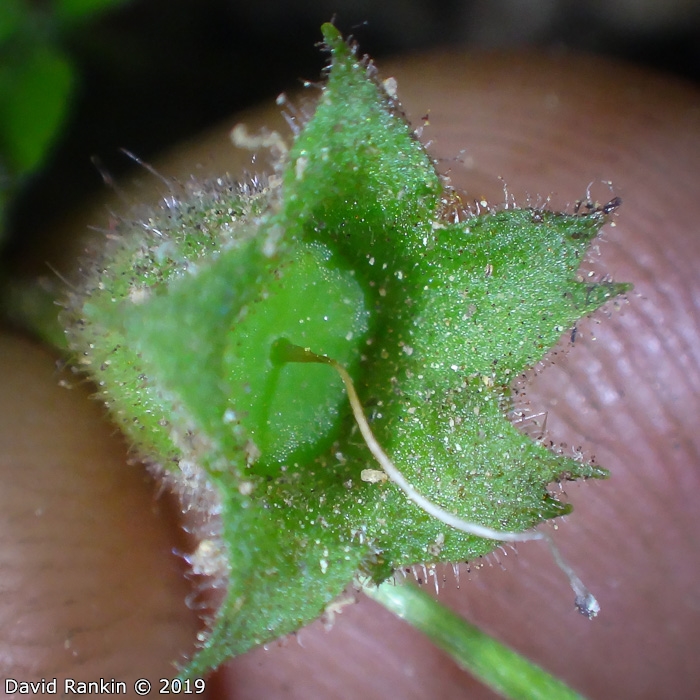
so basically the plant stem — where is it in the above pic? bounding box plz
[363,579,587,700]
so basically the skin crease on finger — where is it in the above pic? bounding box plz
[2,49,699,699]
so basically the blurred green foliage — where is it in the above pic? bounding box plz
[0,0,132,245]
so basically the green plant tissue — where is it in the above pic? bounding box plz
[65,23,629,675]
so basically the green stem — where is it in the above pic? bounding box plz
[363,579,587,700]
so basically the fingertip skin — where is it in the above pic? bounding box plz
[0,332,202,685]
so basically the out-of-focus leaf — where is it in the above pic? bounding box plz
[54,0,133,23]
[0,45,74,175]
[0,0,23,46]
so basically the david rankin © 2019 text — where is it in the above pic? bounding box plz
[5,678,128,694]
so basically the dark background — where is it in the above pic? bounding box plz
[6,0,700,258]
